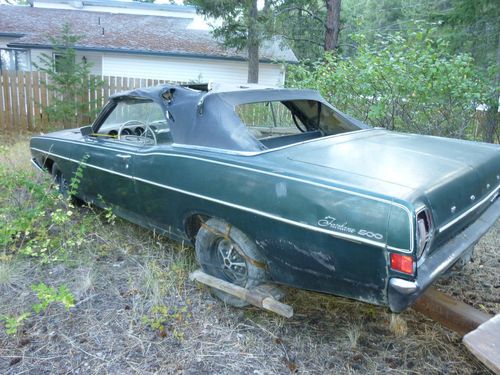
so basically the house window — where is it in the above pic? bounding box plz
[0,48,30,72]
[53,53,77,73]
[53,53,65,73]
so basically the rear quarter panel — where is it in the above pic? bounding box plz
[133,149,408,305]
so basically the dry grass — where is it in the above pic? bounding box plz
[0,137,498,374]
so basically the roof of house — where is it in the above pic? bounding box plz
[27,0,197,14]
[0,5,297,63]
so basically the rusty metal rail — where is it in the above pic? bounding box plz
[412,287,491,336]
[413,287,499,374]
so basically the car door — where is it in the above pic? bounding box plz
[128,107,184,238]
[72,99,162,219]
[72,137,138,214]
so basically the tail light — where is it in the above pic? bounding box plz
[416,208,432,259]
[390,253,415,275]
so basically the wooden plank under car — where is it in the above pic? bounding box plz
[463,314,500,375]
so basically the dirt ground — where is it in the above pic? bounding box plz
[0,136,498,374]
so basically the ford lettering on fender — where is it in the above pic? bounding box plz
[30,83,500,312]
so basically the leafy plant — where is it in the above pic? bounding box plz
[142,303,192,340]
[68,154,89,198]
[31,283,75,313]
[287,26,490,140]
[1,313,30,335]
[0,150,100,264]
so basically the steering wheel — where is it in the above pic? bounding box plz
[117,120,157,146]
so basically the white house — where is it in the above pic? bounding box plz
[0,0,297,86]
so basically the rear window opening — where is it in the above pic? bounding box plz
[416,209,432,258]
[235,100,360,150]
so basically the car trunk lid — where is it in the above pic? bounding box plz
[287,130,500,242]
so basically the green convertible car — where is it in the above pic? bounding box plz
[30,83,500,312]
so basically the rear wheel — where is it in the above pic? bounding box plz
[195,218,266,307]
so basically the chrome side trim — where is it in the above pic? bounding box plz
[389,278,418,295]
[171,128,377,156]
[30,146,393,249]
[31,142,415,251]
[387,245,412,253]
[30,136,412,209]
[438,184,500,233]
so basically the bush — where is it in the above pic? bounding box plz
[287,27,491,140]
[33,23,102,128]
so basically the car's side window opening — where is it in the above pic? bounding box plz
[235,100,359,149]
[236,101,300,139]
[96,99,172,145]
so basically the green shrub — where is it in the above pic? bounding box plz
[287,27,491,140]
[0,160,103,263]
[0,313,30,335]
[32,283,75,313]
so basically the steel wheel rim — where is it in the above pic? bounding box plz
[214,237,248,286]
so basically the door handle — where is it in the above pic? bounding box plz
[116,154,131,159]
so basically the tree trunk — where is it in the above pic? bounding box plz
[324,0,341,52]
[247,0,259,83]
[483,33,499,143]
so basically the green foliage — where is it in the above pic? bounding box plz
[141,302,192,340]
[273,0,328,60]
[0,150,110,263]
[338,0,499,70]
[1,283,74,335]
[186,0,274,82]
[186,0,260,50]
[1,313,30,335]
[68,154,88,197]
[287,28,489,139]
[31,283,75,313]
[33,23,102,128]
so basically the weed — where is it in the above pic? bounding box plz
[31,283,75,313]
[0,260,18,288]
[389,313,408,337]
[104,206,116,225]
[1,313,30,335]
[344,324,361,349]
[139,260,166,306]
[141,302,192,340]
[68,154,88,198]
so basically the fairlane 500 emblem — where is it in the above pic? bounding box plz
[318,216,383,240]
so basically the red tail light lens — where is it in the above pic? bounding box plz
[390,253,415,275]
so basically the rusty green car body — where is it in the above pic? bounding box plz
[30,84,500,312]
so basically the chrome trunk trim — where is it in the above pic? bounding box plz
[438,184,500,233]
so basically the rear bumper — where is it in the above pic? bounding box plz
[388,197,500,312]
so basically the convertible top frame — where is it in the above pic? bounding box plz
[92,83,368,152]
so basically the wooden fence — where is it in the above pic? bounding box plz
[0,71,177,131]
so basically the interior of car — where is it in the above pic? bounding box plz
[92,96,358,150]
[236,100,358,149]
[95,99,172,145]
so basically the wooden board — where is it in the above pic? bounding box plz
[463,314,500,374]
[190,269,293,318]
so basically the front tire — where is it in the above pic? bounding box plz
[195,218,266,307]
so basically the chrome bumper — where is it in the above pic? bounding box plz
[388,197,500,312]
[31,157,45,172]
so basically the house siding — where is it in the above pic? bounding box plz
[30,49,103,75]
[101,54,285,86]
[0,36,18,48]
